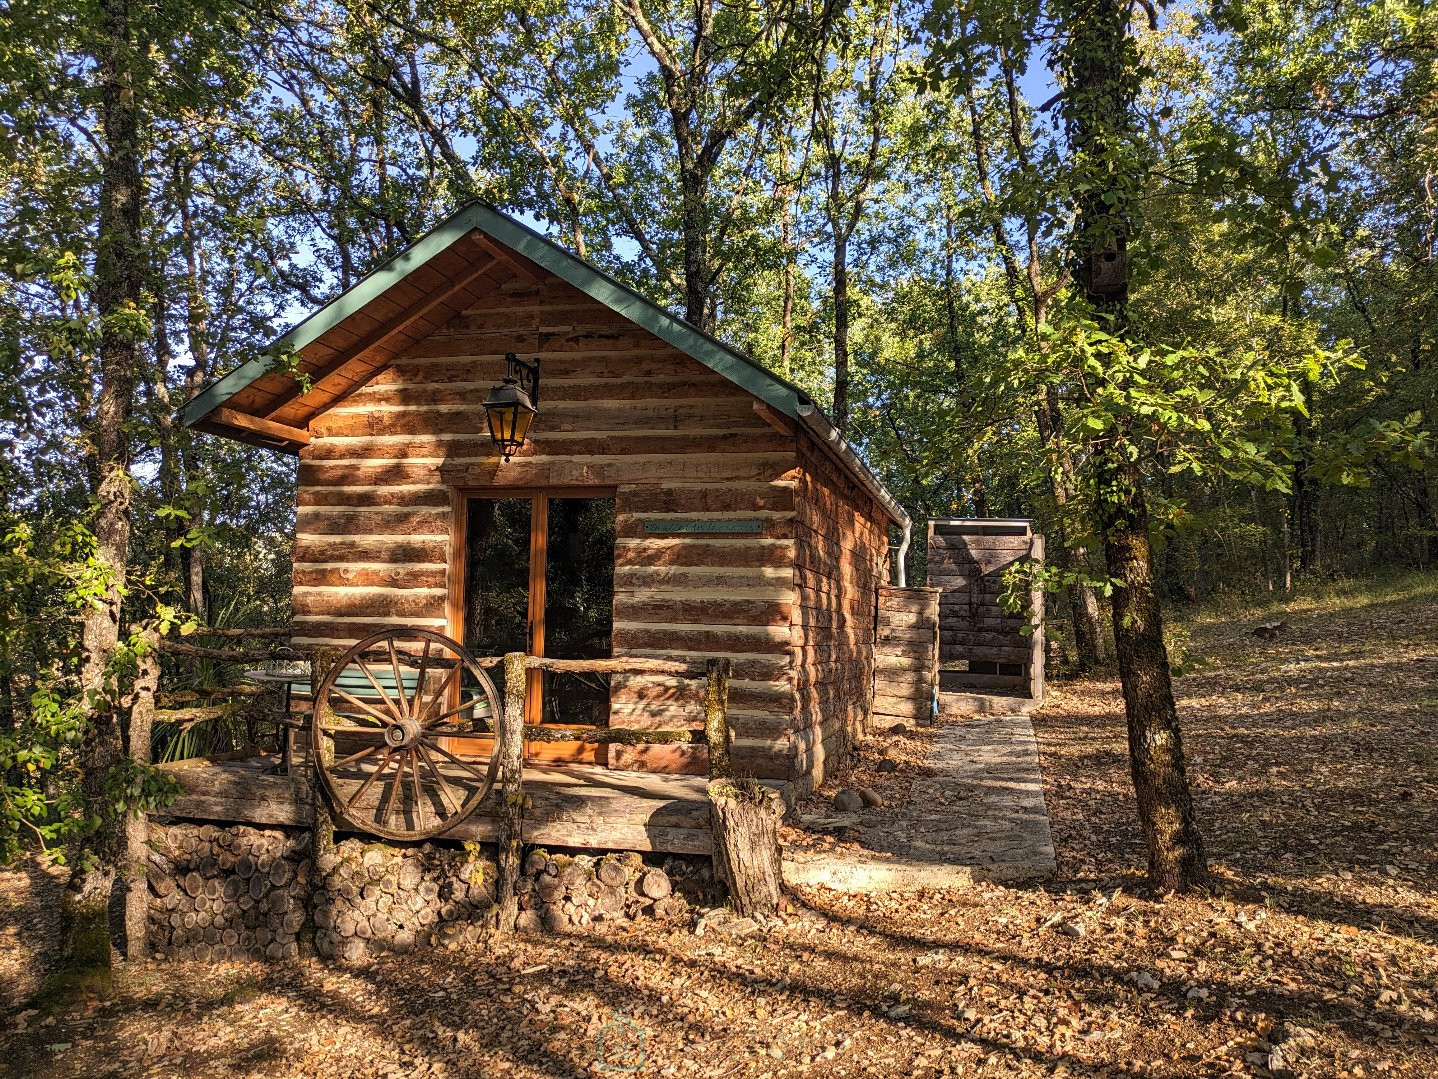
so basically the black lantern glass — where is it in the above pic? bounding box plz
[482,353,540,461]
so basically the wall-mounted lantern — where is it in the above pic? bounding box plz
[482,352,541,461]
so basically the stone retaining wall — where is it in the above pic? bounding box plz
[147,821,708,963]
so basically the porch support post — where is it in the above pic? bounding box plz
[704,657,732,780]
[304,646,341,958]
[705,656,784,918]
[495,651,527,932]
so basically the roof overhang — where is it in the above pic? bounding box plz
[182,201,909,529]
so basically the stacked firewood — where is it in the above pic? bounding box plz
[313,840,497,962]
[147,821,713,963]
[511,850,692,934]
[147,822,309,961]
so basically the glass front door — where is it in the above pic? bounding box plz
[462,492,615,758]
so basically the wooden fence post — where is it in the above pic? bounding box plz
[494,651,527,932]
[704,657,732,780]
[124,626,160,960]
[304,646,341,957]
[704,657,784,918]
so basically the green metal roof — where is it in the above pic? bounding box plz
[182,201,908,528]
[182,201,813,427]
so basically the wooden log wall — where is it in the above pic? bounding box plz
[927,522,1045,698]
[872,587,940,727]
[788,431,890,799]
[292,270,802,786]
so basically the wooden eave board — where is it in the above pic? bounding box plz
[237,248,511,429]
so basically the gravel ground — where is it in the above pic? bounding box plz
[1,577,1435,1078]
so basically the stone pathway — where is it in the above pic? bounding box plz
[782,706,1057,892]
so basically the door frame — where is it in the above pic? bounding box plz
[446,486,617,727]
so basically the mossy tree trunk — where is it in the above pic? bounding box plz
[60,0,147,991]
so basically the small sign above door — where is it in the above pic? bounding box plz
[642,519,764,535]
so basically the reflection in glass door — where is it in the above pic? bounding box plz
[461,492,615,759]
[462,497,532,709]
[539,497,615,728]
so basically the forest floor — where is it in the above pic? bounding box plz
[1,572,1436,1078]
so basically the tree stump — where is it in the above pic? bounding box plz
[707,778,783,918]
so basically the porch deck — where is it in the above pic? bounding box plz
[156,752,714,854]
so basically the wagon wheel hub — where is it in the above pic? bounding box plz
[385,717,423,748]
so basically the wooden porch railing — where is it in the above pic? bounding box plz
[135,631,782,934]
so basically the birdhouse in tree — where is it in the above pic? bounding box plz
[1087,239,1128,301]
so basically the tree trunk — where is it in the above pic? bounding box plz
[832,230,850,433]
[494,651,526,932]
[1416,474,1438,567]
[678,149,714,333]
[1060,0,1206,891]
[707,780,784,917]
[124,631,159,960]
[1094,456,1207,890]
[1291,401,1320,575]
[177,163,210,619]
[63,0,146,988]
[779,186,796,377]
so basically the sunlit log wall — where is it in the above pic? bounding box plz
[789,434,891,798]
[872,586,941,728]
[289,272,897,794]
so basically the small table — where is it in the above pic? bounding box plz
[243,667,312,772]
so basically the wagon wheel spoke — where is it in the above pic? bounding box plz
[417,740,463,817]
[416,663,461,725]
[356,656,406,723]
[427,740,494,783]
[408,748,426,831]
[410,638,432,719]
[330,686,397,727]
[381,749,408,825]
[387,639,410,720]
[343,749,400,816]
[333,743,382,772]
[421,693,490,731]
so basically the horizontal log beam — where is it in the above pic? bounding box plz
[264,239,500,416]
[212,407,311,448]
[157,686,268,705]
[153,704,235,726]
[154,639,293,663]
[521,725,702,746]
[187,626,292,639]
[523,656,707,677]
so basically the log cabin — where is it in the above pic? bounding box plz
[183,201,912,815]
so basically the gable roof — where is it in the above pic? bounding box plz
[183,201,908,530]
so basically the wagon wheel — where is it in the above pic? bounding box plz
[311,628,503,842]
